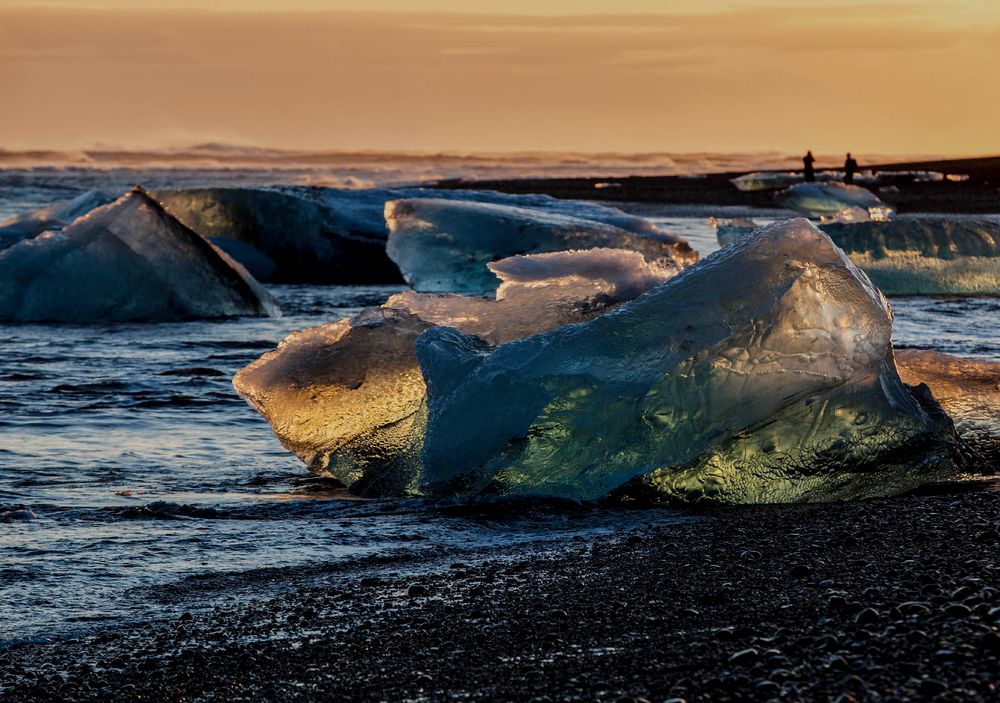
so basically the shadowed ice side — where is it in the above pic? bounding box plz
[415,219,960,504]
[385,198,697,292]
[0,187,279,322]
[233,249,679,496]
[713,218,1000,296]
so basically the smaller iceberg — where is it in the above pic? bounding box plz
[731,171,806,192]
[385,198,697,292]
[775,182,893,221]
[714,217,999,296]
[732,170,952,193]
[0,190,114,247]
[233,248,678,495]
[821,219,1000,295]
[0,187,279,322]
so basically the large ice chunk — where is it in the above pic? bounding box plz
[385,198,696,291]
[896,349,1000,464]
[775,182,892,221]
[0,190,114,247]
[0,187,279,322]
[416,219,958,504]
[233,249,677,495]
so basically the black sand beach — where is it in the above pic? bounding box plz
[433,156,1000,214]
[3,486,998,702]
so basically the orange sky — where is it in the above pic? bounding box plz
[1,2,998,154]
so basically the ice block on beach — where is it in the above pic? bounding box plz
[416,219,959,504]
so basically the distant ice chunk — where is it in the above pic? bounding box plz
[732,170,951,193]
[730,171,804,192]
[385,198,696,292]
[775,183,892,221]
[417,219,958,504]
[0,187,279,322]
[0,190,114,246]
[896,349,1000,464]
[820,219,1000,295]
[233,248,677,495]
[709,217,758,248]
[715,217,999,296]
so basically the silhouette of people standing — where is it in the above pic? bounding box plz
[844,153,858,185]
[803,151,815,182]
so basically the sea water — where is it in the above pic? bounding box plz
[0,169,997,644]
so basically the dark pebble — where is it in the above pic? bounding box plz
[728,648,759,665]
[855,608,880,625]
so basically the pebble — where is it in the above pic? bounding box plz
[855,608,880,625]
[728,648,759,665]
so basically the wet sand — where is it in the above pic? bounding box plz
[2,486,998,701]
[432,155,1000,214]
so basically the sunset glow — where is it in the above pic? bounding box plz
[2,1,998,154]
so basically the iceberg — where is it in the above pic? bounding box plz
[385,198,697,292]
[155,186,666,284]
[233,248,678,495]
[732,170,948,193]
[715,218,1000,296]
[896,350,1000,464]
[416,218,959,504]
[0,187,279,322]
[775,182,892,221]
[731,171,806,192]
[0,190,114,247]
[820,219,1000,295]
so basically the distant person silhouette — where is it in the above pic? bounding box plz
[803,151,816,182]
[844,153,858,185]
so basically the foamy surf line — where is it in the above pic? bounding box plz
[0,147,941,186]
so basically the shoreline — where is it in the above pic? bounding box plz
[431,155,1000,215]
[3,487,998,701]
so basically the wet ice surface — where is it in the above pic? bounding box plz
[0,216,997,644]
